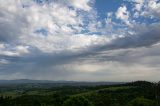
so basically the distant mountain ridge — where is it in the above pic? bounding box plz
[0,79,125,85]
[0,79,55,84]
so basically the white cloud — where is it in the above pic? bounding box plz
[0,42,30,56]
[15,45,30,55]
[116,6,129,20]
[0,0,103,54]
[134,0,144,11]
[116,5,131,26]
[131,0,160,18]
[0,43,5,49]
[146,0,160,18]
[69,0,92,11]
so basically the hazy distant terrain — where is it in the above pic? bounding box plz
[0,79,125,85]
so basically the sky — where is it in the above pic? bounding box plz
[0,0,160,81]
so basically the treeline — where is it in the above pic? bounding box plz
[0,81,159,106]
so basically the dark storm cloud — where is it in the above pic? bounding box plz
[1,23,160,69]
[91,24,160,52]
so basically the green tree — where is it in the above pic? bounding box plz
[88,93,111,106]
[62,96,93,106]
[156,81,160,105]
[127,97,156,106]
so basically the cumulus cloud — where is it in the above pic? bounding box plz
[0,0,99,53]
[145,0,160,18]
[134,0,144,11]
[116,5,129,21]
[69,0,92,11]
[116,5,131,26]
[130,0,160,18]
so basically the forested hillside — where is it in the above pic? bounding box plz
[0,81,159,106]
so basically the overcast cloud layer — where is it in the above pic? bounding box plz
[0,0,160,81]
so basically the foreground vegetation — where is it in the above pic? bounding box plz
[0,81,160,106]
